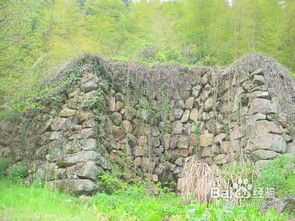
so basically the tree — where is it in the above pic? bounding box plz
[0,0,44,113]
[177,0,233,65]
[232,0,282,59]
[85,0,131,57]
[279,0,295,72]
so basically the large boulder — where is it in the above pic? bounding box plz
[261,197,295,214]
[47,179,99,195]
[176,136,188,149]
[122,120,132,133]
[250,134,287,153]
[77,161,103,181]
[230,127,244,140]
[115,101,125,111]
[82,139,97,151]
[64,161,103,181]
[251,150,280,160]
[51,118,67,131]
[81,81,98,92]
[250,98,279,114]
[246,121,283,136]
[60,108,76,118]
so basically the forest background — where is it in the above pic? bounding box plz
[0,0,294,119]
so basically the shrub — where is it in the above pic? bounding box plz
[0,157,8,177]
[167,48,183,62]
[7,163,27,182]
[155,51,166,62]
[85,80,109,121]
[98,174,127,194]
[256,154,295,196]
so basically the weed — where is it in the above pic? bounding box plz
[185,201,288,221]
[0,178,290,221]
[7,163,27,183]
[255,154,295,197]
[0,157,8,178]
[223,162,257,186]
[98,174,127,194]
[84,79,110,122]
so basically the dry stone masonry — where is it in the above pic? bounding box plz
[0,54,294,195]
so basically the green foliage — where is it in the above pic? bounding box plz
[92,191,185,221]
[221,124,230,134]
[98,174,127,194]
[165,48,183,62]
[110,149,134,177]
[97,173,176,199]
[62,69,82,89]
[138,47,184,64]
[193,122,201,137]
[0,179,100,220]
[84,79,109,121]
[255,154,295,196]
[186,201,288,221]
[7,163,27,182]
[0,158,8,178]
[223,162,257,185]
[1,0,295,119]
[0,178,289,221]
[148,99,173,128]
[155,51,167,62]
[131,93,173,127]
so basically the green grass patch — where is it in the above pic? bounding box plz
[0,178,290,221]
[0,179,100,221]
[255,154,295,197]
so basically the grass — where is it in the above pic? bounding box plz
[255,154,295,197]
[0,179,99,220]
[0,178,291,221]
[0,179,187,221]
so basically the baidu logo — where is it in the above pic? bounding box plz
[211,177,276,199]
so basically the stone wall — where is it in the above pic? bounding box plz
[0,54,294,195]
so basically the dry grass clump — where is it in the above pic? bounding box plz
[180,155,259,205]
[180,156,228,204]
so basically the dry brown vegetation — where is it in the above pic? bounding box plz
[180,156,228,204]
[180,155,259,205]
